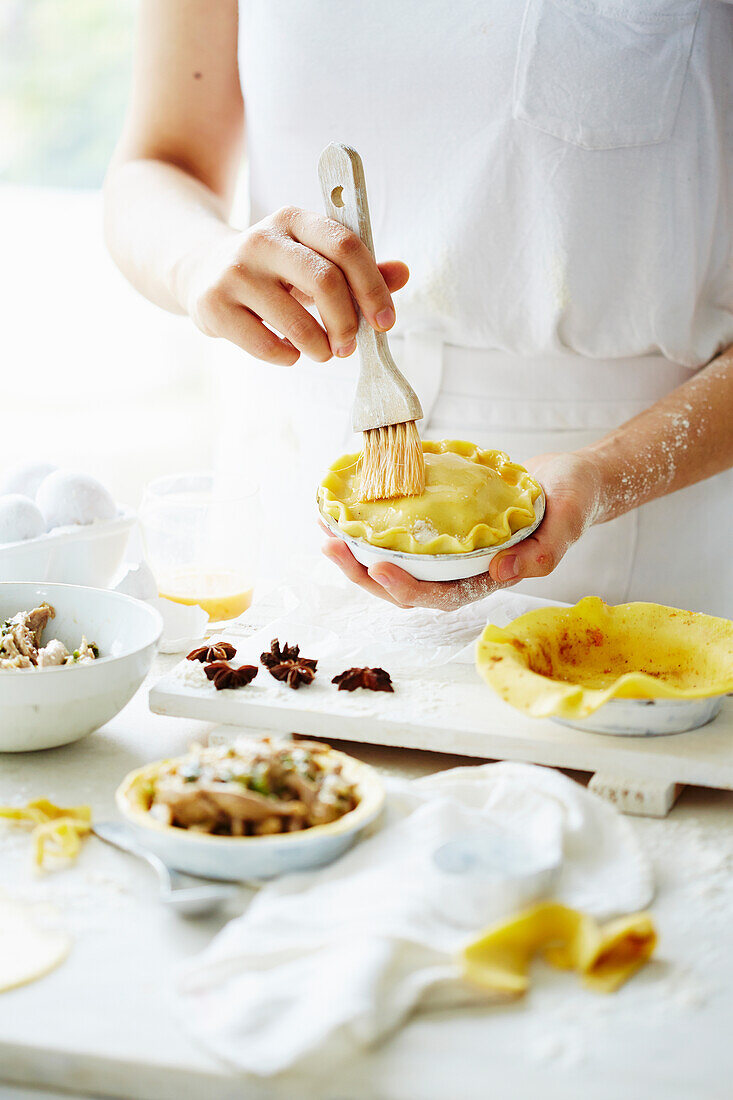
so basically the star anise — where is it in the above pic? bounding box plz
[268,660,317,689]
[187,642,237,664]
[332,667,394,693]
[260,638,303,668]
[204,661,258,691]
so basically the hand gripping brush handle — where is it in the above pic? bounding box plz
[318,142,424,500]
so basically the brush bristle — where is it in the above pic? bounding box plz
[358,421,426,502]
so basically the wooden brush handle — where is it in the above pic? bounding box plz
[319,144,382,362]
[319,143,377,258]
[318,143,422,431]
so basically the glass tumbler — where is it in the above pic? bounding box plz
[140,473,261,621]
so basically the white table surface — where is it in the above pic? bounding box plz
[1,657,732,1100]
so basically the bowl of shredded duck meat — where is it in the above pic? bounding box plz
[117,737,385,880]
[0,581,162,751]
[0,602,99,669]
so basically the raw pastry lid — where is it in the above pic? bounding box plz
[318,440,543,555]
[318,492,545,582]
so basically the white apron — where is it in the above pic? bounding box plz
[222,0,733,616]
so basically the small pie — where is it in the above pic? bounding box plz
[476,597,733,719]
[318,439,542,555]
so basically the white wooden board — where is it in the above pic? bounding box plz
[150,656,733,793]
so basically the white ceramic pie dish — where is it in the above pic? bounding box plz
[553,693,727,737]
[116,749,386,881]
[0,508,135,587]
[319,489,545,582]
[0,581,162,752]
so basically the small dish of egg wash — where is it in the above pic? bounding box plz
[140,473,260,621]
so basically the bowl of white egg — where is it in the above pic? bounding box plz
[0,462,135,588]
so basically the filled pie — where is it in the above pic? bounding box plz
[318,439,542,555]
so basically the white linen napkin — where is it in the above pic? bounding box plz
[176,762,652,1076]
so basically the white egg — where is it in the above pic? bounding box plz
[0,462,58,499]
[0,495,46,544]
[36,470,117,530]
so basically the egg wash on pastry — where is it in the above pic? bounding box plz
[319,440,542,555]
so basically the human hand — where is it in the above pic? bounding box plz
[178,206,409,365]
[321,451,602,610]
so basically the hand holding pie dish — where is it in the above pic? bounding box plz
[318,439,545,582]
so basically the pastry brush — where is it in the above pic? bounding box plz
[318,142,425,502]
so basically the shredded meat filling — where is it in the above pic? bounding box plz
[143,738,360,837]
[0,604,99,670]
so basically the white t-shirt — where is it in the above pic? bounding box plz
[239,0,733,368]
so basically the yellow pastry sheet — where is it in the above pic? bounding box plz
[461,902,657,996]
[476,596,733,719]
[318,439,542,554]
[0,799,92,868]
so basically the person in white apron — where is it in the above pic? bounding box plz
[104,0,733,618]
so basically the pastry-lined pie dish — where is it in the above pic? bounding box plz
[476,597,733,735]
[116,738,385,880]
[318,439,545,582]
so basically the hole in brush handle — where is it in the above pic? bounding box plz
[330,185,345,208]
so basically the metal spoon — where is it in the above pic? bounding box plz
[93,821,240,917]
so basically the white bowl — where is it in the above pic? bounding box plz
[319,490,546,582]
[0,581,162,752]
[116,749,385,881]
[553,694,727,737]
[0,508,135,587]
